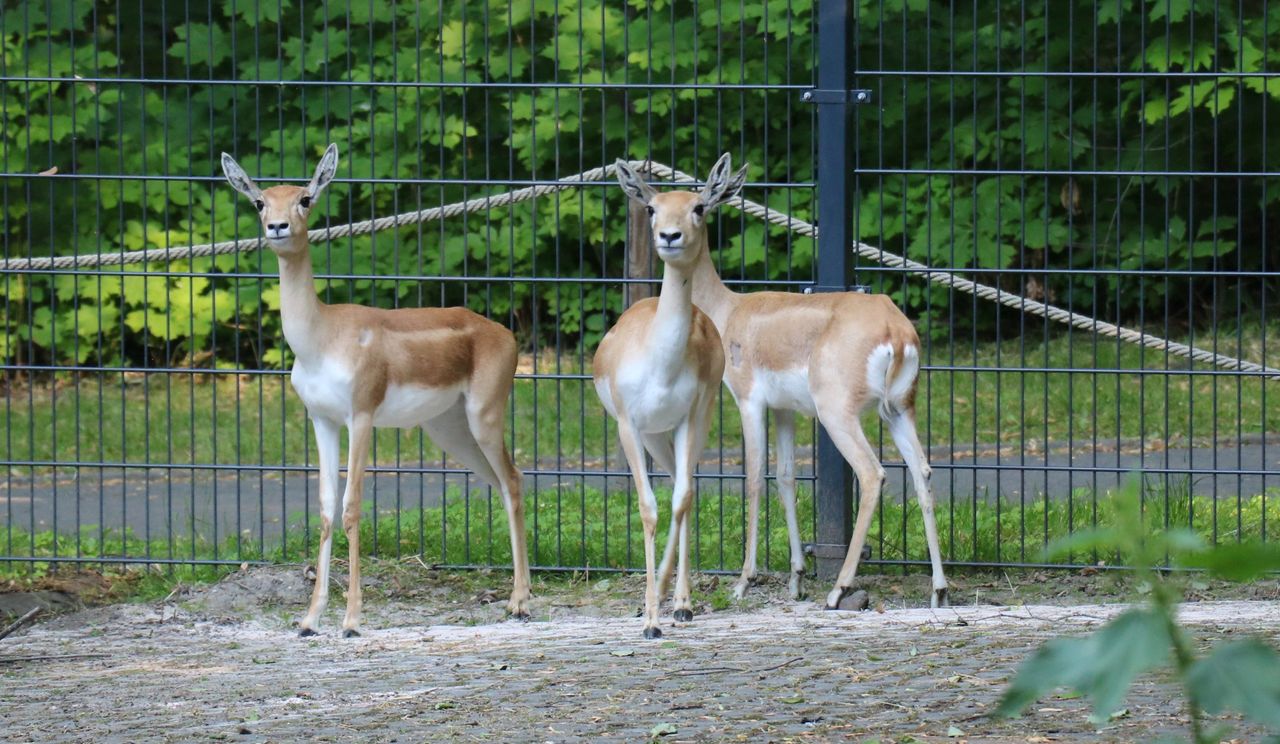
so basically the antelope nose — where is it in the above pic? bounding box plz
[266,222,289,233]
[658,230,682,243]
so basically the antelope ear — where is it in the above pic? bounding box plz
[307,143,339,199]
[220,152,263,202]
[698,152,748,211]
[614,158,657,206]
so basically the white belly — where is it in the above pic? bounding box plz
[372,383,462,428]
[292,358,461,428]
[613,365,701,434]
[752,367,817,416]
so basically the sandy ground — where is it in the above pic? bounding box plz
[1,566,1278,743]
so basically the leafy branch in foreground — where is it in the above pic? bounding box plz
[995,475,1280,743]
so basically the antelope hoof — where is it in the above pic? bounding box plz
[506,596,531,618]
[298,627,318,638]
[642,626,663,640]
[673,608,694,623]
[732,573,758,600]
[788,572,806,601]
[933,587,950,609]
[508,610,532,622]
[342,628,360,639]
[825,585,852,610]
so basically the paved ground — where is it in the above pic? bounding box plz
[2,436,1276,547]
[1,566,1277,742]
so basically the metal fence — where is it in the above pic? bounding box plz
[1,1,1276,577]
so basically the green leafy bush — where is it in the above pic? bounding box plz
[2,0,1278,369]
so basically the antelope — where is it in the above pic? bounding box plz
[220,144,531,636]
[679,153,949,609]
[593,158,729,639]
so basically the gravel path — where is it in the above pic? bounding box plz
[2,567,1277,742]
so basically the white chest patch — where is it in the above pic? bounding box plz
[290,357,356,423]
[613,364,701,434]
[751,367,817,416]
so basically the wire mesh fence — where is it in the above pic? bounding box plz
[1,1,1276,576]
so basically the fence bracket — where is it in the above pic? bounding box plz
[804,284,871,294]
[801,88,873,105]
[805,542,873,563]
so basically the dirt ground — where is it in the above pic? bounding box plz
[2,566,1278,743]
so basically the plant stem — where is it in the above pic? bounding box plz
[1155,586,1208,744]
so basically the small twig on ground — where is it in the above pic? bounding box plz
[1058,612,1113,623]
[670,656,804,677]
[754,656,805,674]
[996,611,1051,623]
[0,652,109,664]
[0,608,41,642]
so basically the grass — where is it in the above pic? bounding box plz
[4,322,1276,476]
[4,480,1277,584]
[4,323,1277,585]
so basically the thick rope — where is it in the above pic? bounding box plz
[2,161,1275,381]
[639,162,1280,382]
[0,165,617,271]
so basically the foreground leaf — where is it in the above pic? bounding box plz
[1187,640,1280,728]
[1180,542,1280,582]
[996,609,1171,720]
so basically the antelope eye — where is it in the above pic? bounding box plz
[253,199,264,211]
[692,204,705,217]
[645,205,655,216]
[299,195,311,209]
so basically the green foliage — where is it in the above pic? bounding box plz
[1186,640,1280,730]
[2,0,1278,369]
[996,475,1280,742]
[997,608,1172,721]
[1180,541,1280,582]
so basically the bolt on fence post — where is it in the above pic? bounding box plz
[811,0,856,580]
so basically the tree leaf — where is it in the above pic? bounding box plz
[1187,640,1280,728]
[997,609,1171,720]
[1179,542,1280,582]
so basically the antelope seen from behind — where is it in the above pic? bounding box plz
[592,158,732,638]
[221,144,531,636]
[682,153,949,609]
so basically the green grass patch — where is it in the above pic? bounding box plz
[915,321,1280,446]
[5,482,1277,580]
[5,322,1276,477]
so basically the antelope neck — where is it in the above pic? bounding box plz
[275,238,326,357]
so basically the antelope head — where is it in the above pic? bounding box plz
[221,143,339,256]
[614,153,748,269]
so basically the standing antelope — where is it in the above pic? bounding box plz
[594,158,728,639]
[221,144,532,636]
[678,153,949,609]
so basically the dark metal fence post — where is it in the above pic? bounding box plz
[810,0,856,580]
